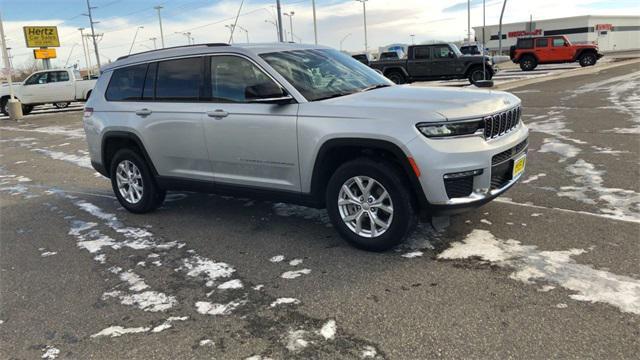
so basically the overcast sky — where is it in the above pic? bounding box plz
[1,0,639,69]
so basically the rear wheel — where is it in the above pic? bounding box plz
[0,98,8,116]
[110,148,165,213]
[385,71,406,84]
[579,53,597,67]
[519,55,537,71]
[326,158,416,251]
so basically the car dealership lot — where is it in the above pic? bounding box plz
[1,63,638,359]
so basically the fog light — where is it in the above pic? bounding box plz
[443,169,483,179]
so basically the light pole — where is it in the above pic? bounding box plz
[311,0,318,45]
[340,33,351,51]
[276,0,284,42]
[237,26,249,43]
[154,5,165,48]
[283,11,294,42]
[149,37,157,49]
[410,34,415,45]
[265,20,279,41]
[355,0,368,53]
[78,28,91,77]
[129,26,144,55]
[175,32,192,45]
[498,0,508,55]
[225,24,235,43]
[467,0,471,44]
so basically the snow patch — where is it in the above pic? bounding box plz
[91,325,150,338]
[41,346,60,359]
[217,279,243,290]
[319,320,336,340]
[269,255,285,263]
[180,255,235,287]
[288,258,303,266]
[33,148,92,169]
[281,269,311,279]
[195,300,247,315]
[270,298,301,307]
[285,330,309,352]
[401,251,423,258]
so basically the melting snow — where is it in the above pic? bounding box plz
[40,251,57,257]
[285,330,309,352]
[33,148,92,169]
[0,125,86,138]
[288,259,303,266]
[195,300,247,315]
[438,229,640,314]
[401,251,423,258]
[91,325,150,338]
[319,320,336,340]
[270,298,301,307]
[361,345,378,358]
[269,255,285,263]
[120,271,150,291]
[199,339,215,346]
[41,346,60,359]
[217,279,243,290]
[180,255,235,287]
[538,139,580,161]
[281,269,311,279]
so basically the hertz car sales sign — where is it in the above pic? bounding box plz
[23,26,60,48]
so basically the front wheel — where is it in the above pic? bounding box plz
[519,55,537,71]
[326,158,416,251]
[110,149,165,213]
[468,68,492,85]
[579,53,597,67]
[54,102,70,109]
[385,71,406,84]
[21,105,33,115]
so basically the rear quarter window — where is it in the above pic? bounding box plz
[105,64,148,101]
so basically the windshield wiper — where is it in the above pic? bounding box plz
[360,84,391,92]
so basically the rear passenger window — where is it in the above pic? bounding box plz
[413,47,430,60]
[49,71,69,82]
[106,64,147,101]
[156,57,203,101]
[518,38,533,49]
[535,38,548,48]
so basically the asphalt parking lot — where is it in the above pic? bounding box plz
[1,62,639,359]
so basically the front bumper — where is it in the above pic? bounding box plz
[406,123,529,213]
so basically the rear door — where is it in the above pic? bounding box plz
[46,71,75,102]
[534,37,550,62]
[104,59,213,180]
[202,54,300,192]
[406,46,431,78]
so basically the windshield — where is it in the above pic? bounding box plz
[449,44,463,57]
[260,49,392,102]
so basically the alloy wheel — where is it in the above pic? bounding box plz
[338,176,394,238]
[116,160,144,204]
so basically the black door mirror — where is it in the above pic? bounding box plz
[245,82,293,104]
[448,52,455,58]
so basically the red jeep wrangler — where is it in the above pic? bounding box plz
[510,35,603,71]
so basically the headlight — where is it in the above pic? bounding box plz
[416,120,483,138]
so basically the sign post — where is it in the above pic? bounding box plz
[23,26,60,70]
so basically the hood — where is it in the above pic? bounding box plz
[323,85,520,120]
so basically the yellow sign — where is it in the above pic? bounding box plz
[33,48,57,59]
[23,26,60,48]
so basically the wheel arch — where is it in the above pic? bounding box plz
[101,131,158,178]
[574,48,597,61]
[516,52,538,62]
[309,138,427,210]
[382,66,409,77]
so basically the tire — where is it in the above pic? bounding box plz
[110,148,165,213]
[468,67,492,85]
[519,55,537,71]
[21,105,33,115]
[385,71,406,85]
[0,98,8,116]
[579,53,597,67]
[326,158,417,251]
[54,102,70,109]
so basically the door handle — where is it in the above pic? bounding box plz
[135,108,152,117]
[207,109,229,119]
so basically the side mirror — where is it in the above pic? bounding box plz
[448,52,455,58]
[245,82,293,104]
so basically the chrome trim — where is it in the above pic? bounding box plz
[437,170,524,206]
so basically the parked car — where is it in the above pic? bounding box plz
[84,43,528,251]
[509,35,603,71]
[370,43,495,85]
[460,44,486,56]
[351,53,371,66]
[0,69,96,115]
[379,50,404,60]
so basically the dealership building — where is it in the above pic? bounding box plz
[473,15,640,53]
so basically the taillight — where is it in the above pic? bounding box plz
[83,107,93,118]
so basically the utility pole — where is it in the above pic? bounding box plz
[225,24,235,43]
[283,12,294,42]
[355,0,368,53]
[83,34,94,76]
[467,0,471,44]
[78,28,91,77]
[498,0,507,55]
[129,26,144,55]
[150,37,157,49]
[0,11,21,120]
[154,5,165,48]
[276,0,284,42]
[85,0,101,70]
[311,0,318,45]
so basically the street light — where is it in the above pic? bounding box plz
[283,11,294,43]
[265,19,279,41]
[149,37,157,49]
[340,33,351,51]
[175,31,192,45]
[354,0,368,53]
[129,26,144,55]
[410,34,415,45]
[237,25,249,43]
[154,5,165,48]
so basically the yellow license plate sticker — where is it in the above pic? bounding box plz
[512,155,526,178]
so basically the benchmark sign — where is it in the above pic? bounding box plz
[23,26,60,48]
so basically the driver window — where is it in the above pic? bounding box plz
[433,46,452,59]
[24,73,47,85]
[552,38,566,47]
[210,55,280,103]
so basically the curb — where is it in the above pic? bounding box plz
[496,58,640,91]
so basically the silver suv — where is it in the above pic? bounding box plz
[84,43,529,251]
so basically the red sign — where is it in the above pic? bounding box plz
[595,24,613,31]
[508,29,542,38]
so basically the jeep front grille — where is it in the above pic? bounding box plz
[484,106,521,140]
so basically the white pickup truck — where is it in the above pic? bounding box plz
[1,68,97,115]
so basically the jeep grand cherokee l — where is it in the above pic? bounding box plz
[84,43,529,251]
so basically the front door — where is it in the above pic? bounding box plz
[202,55,300,192]
[430,45,458,77]
[550,37,574,62]
[20,72,49,103]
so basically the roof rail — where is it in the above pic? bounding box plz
[116,43,230,61]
